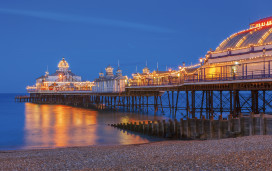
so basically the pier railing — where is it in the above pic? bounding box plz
[128,69,272,87]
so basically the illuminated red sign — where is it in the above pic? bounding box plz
[250,17,272,28]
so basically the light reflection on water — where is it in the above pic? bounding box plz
[23,103,165,149]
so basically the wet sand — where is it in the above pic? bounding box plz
[0,135,272,170]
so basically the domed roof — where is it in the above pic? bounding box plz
[58,58,69,69]
[215,17,272,52]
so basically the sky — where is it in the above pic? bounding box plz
[0,0,272,93]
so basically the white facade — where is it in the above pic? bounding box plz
[92,65,128,93]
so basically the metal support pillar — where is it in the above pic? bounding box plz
[220,90,223,116]
[230,91,233,114]
[186,90,189,117]
[210,91,213,117]
[175,91,180,117]
[159,96,163,114]
[147,96,149,113]
[191,90,195,118]
[206,91,209,119]
[172,91,174,114]
[200,91,204,118]
[167,91,171,114]
[263,90,266,113]
[251,90,259,114]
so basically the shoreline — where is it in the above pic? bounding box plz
[1,135,272,170]
[0,140,164,153]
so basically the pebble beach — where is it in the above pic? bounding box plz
[0,135,272,170]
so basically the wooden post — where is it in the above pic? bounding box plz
[260,113,265,135]
[152,121,156,136]
[162,120,166,137]
[201,116,205,139]
[169,119,174,137]
[228,114,233,134]
[180,118,184,138]
[148,121,152,135]
[218,115,222,139]
[249,112,254,136]
[158,120,162,137]
[174,119,179,138]
[191,117,196,139]
[142,121,146,134]
[139,122,143,133]
[240,113,244,136]
[184,118,190,138]
[209,116,214,139]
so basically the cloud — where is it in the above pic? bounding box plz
[0,8,174,33]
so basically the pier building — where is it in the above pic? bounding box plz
[27,58,94,92]
[201,17,272,81]
[92,65,128,93]
[129,64,200,86]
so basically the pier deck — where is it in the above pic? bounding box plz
[16,76,272,119]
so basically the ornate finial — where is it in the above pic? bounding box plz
[116,61,122,76]
[45,66,49,76]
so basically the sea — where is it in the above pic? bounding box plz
[0,93,168,150]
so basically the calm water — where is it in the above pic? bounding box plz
[0,94,167,150]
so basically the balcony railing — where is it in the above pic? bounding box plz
[128,69,272,87]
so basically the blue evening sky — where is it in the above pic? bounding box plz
[0,0,271,93]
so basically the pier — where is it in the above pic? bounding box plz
[18,76,272,119]
[15,95,31,102]
[16,17,272,120]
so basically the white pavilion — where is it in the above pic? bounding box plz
[27,58,93,92]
